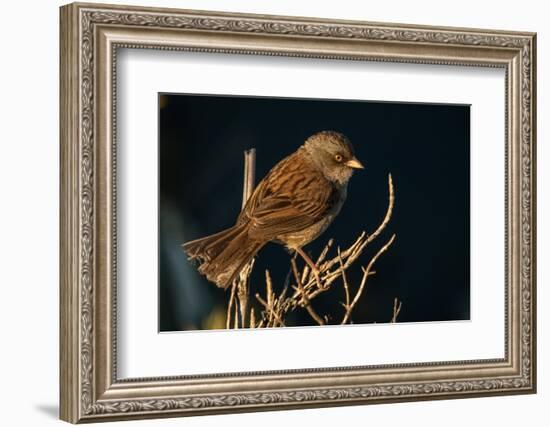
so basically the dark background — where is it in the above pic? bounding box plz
[159,93,470,332]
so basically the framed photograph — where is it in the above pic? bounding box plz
[60,2,537,423]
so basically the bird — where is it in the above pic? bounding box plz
[182,130,364,289]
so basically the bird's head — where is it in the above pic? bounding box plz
[303,130,364,185]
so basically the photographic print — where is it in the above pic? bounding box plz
[60,4,536,421]
[159,94,470,331]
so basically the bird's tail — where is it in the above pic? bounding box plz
[182,224,264,289]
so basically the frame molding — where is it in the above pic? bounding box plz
[60,2,536,423]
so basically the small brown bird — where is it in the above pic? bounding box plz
[182,130,364,288]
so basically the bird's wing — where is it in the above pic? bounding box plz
[239,151,337,241]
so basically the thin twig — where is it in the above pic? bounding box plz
[291,259,325,325]
[237,150,257,327]
[237,285,247,328]
[242,148,256,209]
[391,298,402,323]
[256,270,285,327]
[233,299,239,329]
[295,247,323,290]
[226,281,237,329]
[236,260,254,328]
[255,294,285,327]
[297,174,395,293]
[365,174,395,245]
[266,269,273,326]
[316,238,334,266]
[341,234,396,325]
[338,247,351,311]
[250,307,255,328]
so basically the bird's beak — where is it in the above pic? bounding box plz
[345,157,365,169]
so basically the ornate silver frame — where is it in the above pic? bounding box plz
[60,2,537,423]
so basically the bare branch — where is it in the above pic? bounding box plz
[291,258,325,326]
[338,247,351,312]
[266,269,274,326]
[242,148,256,209]
[236,260,254,328]
[255,294,285,327]
[226,281,237,329]
[391,298,402,323]
[295,247,323,290]
[316,238,334,266]
[296,174,395,294]
[233,299,239,329]
[366,174,394,245]
[225,148,257,329]
[250,307,256,328]
[341,234,396,324]
[254,270,286,327]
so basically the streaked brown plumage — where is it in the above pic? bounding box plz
[182,130,364,288]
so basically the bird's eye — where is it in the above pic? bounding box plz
[334,154,343,162]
